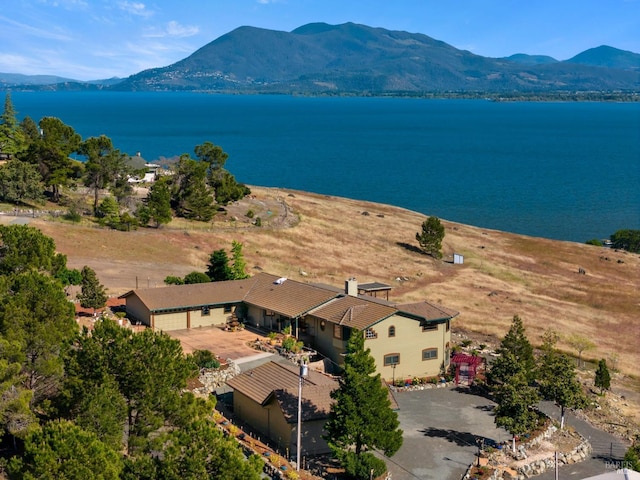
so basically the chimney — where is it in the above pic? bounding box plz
[345,277,358,297]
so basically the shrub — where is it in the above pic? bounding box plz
[461,339,473,348]
[340,451,386,480]
[586,238,603,246]
[245,209,254,218]
[192,349,221,369]
[254,217,262,227]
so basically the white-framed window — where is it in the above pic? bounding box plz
[384,353,400,366]
[422,348,438,361]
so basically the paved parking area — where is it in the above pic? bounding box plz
[384,386,511,480]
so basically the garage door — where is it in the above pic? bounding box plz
[154,312,188,332]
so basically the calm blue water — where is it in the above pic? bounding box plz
[8,91,640,243]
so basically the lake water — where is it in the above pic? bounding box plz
[8,91,640,242]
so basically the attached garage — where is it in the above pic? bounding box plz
[152,311,188,332]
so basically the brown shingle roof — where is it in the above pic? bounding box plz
[395,301,459,321]
[119,277,256,311]
[226,361,336,421]
[243,274,339,318]
[309,295,397,330]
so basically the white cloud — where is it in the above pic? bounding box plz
[166,21,199,37]
[0,15,72,41]
[144,21,199,38]
[118,1,152,18]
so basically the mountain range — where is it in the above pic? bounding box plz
[3,23,640,96]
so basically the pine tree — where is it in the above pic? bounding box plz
[594,358,611,394]
[0,93,26,156]
[206,249,232,282]
[415,216,445,258]
[230,240,249,279]
[78,266,108,315]
[490,315,536,386]
[324,330,403,479]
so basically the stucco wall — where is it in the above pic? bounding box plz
[190,306,230,328]
[124,295,151,326]
[366,315,451,382]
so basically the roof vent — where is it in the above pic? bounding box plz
[274,277,287,285]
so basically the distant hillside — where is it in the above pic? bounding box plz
[566,45,640,70]
[503,54,558,65]
[0,72,77,87]
[116,22,639,94]
[0,73,123,89]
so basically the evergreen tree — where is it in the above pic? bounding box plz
[142,177,172,227]
[77,266,108,315]
[537,330,586,429]
[324,330,403,479]
[594,358,611,395]
[489,315,536,386]
[20,117,81,202]
[0,159,45,205]
[207,249,232,282]
[494,366,541,451]
[415,216,445,258]
[78,135,127,214]
[0,93,27,156]
[183,271,211,284]
[0,270,77,402]
[230,240,249,279]
[624,442,640,472]
[7,419,123,480]
[0,224,57,275]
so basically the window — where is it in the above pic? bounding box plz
[384,353,400,366]
[365,328,378,339]
[224,304,232,314]
[422,323,437,332]
[201,306,210,316]
[388,325,396,337]
[446,320,450,332]
[422,348,438,361]
[333,324,342,339]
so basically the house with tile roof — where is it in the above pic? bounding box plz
[226,361,337,455]
[120,273,459,381]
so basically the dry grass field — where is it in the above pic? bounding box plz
[26,186,638,377]
[9,185,639,435]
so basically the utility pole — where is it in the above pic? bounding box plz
[296,358,308,471]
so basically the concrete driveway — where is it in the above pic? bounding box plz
[382,386,511,480]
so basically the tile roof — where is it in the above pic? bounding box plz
[120,272,459,328]
[243,274,339,318]
[120,277,256,311]
[395,301,459,321]
[226,361,337,422]
[309,295,397,330]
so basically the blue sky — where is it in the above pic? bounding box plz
[2,0,639,81]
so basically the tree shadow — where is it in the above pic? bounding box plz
[420,427,498,449]
[453,384,493,400]
[396,242,424,255]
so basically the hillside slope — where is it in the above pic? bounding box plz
[26,186,639,378]
[116,22,640,94]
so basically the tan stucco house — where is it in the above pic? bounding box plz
[120,273,459,381]
[226,361,337,456]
